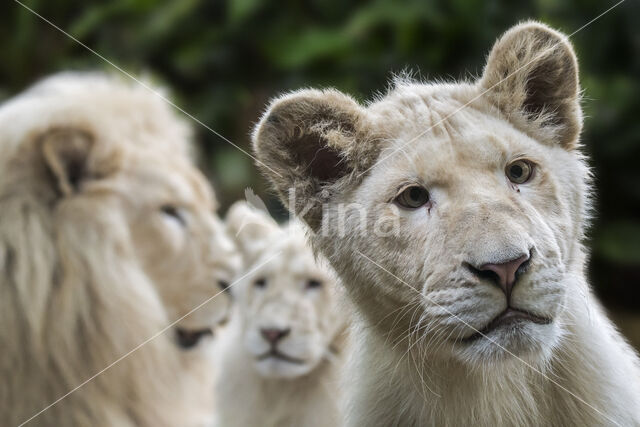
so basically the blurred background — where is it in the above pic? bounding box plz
[1,0,639,347]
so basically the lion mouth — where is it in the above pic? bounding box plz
[257,349,306,365]
[461,308,552,342]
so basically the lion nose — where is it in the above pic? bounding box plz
[260,327,291,344]
[467,253,530,299]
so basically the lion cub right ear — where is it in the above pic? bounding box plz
[480,21,582,148]
[226,201,281,266]
[40,128,96,197]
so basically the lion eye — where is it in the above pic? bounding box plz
[394,186,430,209]
[160,205,186,226]
[306,279,322,289]
[218,280,231,294]
[506,160,534,184]
[254,278,267,289]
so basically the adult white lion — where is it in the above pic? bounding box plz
[252,22,640,425]
[0,73,240,426]
[214,202,349,427]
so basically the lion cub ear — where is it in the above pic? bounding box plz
[40,128,96,197]
[252,89,380,229]
[480,21,582,148]
[226,201,281,265]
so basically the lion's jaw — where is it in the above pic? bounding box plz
[237,228,340,379]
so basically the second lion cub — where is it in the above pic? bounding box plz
[214,202,349,427]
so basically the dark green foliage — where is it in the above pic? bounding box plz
[1,0,638,306]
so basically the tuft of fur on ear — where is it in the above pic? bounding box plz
[252,89,381,229]
[479,21,582,148]
[226,201,280,266]
[41,127,96,196]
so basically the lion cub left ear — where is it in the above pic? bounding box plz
[480,21,582,148]
[41,128,96,197]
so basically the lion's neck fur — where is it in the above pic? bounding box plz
[214,316,344,427]
[343,259,640,427]
[0,192,210,426]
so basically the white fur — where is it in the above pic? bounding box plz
[214,202,349,427]
[0,73,241,426]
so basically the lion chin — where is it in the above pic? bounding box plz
[0,72,240,427]
[453,316,560,366]
[254,353,313,379]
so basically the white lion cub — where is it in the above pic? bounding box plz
[214,201,349,427]
[252,22,640,426]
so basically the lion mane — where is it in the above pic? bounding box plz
[0,73,236,426]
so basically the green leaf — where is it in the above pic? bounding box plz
[228,0,263,24]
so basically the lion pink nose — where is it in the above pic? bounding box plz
[479,254,530,298]
[260,327,290,344]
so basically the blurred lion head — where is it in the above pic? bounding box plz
[226,202,346,379]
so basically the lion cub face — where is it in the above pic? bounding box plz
[227,202,343,378]
[345,103,581,364]
[253,23,588,366]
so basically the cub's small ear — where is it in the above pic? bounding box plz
[41,128,95,197]
[480,21,582,148]
[252,89,380,229]
[226,201,280,265]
